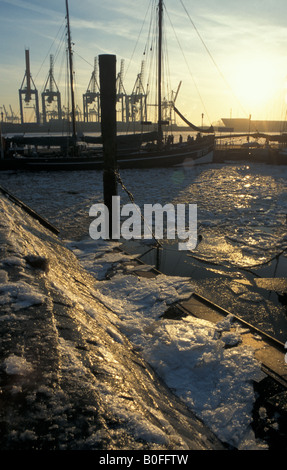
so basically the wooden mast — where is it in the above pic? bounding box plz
[158,0,163,148]
[65,0,76,140]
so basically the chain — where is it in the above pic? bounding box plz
[114,169,162,248]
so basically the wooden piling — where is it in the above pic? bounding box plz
[99,54,118,239]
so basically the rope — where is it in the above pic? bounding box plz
[164,5,212,125]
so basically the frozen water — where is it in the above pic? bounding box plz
[1,161,287,449]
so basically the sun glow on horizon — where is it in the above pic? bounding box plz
[226,54,285,118]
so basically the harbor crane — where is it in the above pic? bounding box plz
[0,105,19,123]
[83,57,101,122]
[3,106,9,122]
[19,49,40,124]
[129,61,148,123]
[162,81,182,124]
[9,105,20,123]
[42,55,62,123]
[116,59,129,123]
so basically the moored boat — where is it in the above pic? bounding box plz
[0,135,214,171]
[0,0,215,172]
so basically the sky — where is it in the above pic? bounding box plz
[1,0,287,126]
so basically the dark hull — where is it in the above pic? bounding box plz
[0,143,214,171]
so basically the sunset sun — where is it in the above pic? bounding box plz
[228,55,281,115]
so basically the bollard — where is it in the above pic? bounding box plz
[99,54,118,239]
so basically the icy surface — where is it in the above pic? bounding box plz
[68,237,266,449]
[0,195,224,451]
[1,162,287,450]
[0,280,46,310]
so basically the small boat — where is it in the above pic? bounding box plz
[0,0,214,172]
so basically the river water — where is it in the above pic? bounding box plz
[0,159,286,343]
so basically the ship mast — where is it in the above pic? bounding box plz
[65,0,76,139]
[157,0,163,147]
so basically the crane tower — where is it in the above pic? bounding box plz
[42,55,62,123]
[116,59,129,122]
[83,57,101,122]
[19,49,40,124]
[129,61,148,123]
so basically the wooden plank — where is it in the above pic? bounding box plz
[179,294,287,388]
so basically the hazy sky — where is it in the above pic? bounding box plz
[1,0,287,125]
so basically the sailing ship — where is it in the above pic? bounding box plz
[0,0,214,171]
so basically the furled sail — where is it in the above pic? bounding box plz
[173,106,214,134]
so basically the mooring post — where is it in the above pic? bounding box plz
[99,54,118,239]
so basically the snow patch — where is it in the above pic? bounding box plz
[0,281,46,310]
[4,354,33,376]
